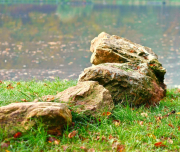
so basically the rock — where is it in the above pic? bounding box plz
[0,102,72,137]
[38,81,114,116]
[90,32,166,83]
[79,62,165,106]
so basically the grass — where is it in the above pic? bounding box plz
[0,79,180,152]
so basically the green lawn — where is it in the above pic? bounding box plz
[0,79,180,152]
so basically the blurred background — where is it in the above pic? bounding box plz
[0,0,180,88]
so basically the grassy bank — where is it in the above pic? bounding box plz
[0,79,180,151]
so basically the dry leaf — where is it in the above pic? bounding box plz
[7,84,14,89]
[117,144,125,152]
[154,142,166,147]
[62,145,68,151]
[1,142,10,148]
[21,99,28,102]
[176,112,180,115]
[102,112,112,116]
[167,138,173,144]
[87,148,95,152]
[141,113,148,117]
[5,150,10,152]
[80,146,88,151]
[13,132,22,138]
[113,120,121,126]
[168,124,174,128]
[139,121,143,126]
[68,130,77,138]
[147,134,156,139]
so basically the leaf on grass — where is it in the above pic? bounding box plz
[21,99,28,102]
[61,145,68,151]
[178,126,180,130]
[117,144,125,152]
[87,148,95,152]
[139,121,144,126]
[0,80,3,84]
[5,150,10,152]
[102,112,112,116]
[17,82,21,85]
[176,112,180,115]
[1,142,10,148]
[13,132,22,138]
[147,134,156,139]
[113,120,121,126]
[168,124,174,128]
[154,142,166,147]
[68,130,77,138]
[167,138,173,144]
[7,84,14,89]
[141,113,148,117]
[80,146,88,151]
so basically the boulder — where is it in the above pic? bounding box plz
[37,81,114,116]
[78,62,165,106]
[90,32,166,83]
[0,102,72,137]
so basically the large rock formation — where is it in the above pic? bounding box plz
[79,32,166,106]
[0,102,72,137]
[37,81,114,116]
[90,32,166,83]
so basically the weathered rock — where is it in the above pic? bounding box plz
[79,62,165,106]
[90,32,166,83]
[37,81,114,116]
[0,102,72,137]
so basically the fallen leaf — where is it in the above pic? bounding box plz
[117,144,125,152]
[154,142,166,147]
[48,137,57,142]
[62,145,68,151]
[113,120,121,126]
[7,84,14,89]
[54,140,60,145]
[21,99,28,102]
[1,142,10,148]
[147,134,156,139]
[176,112,180,115]
[168,124,174,128]
[139,121,144,126]
[102,112,112,116]
[5,150,10,152]
[167,138,173,144]
[178,126,180,130]
[141,113,148,117]
[80,146,88,151]
[0,80,3,84]
[68,130,77,138]
[17,82,21,85]
[13,132,22,138]
[87,148,95,152]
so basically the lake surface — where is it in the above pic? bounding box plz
[0,1,180,88]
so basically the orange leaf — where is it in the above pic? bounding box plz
[7,84,14,89]
[13,132,22,138]
[17,82,21,85]
[130,50,135,53]
[168,124,174,128]
[154,142,166,147]
[21,99,28,102]
[68,130,77,138]
[117,144,125,152]
[178,126,180,130]
[102,112,112,116]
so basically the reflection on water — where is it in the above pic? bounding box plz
[0,2,180,87]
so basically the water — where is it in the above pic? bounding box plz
[0,1,180,88]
